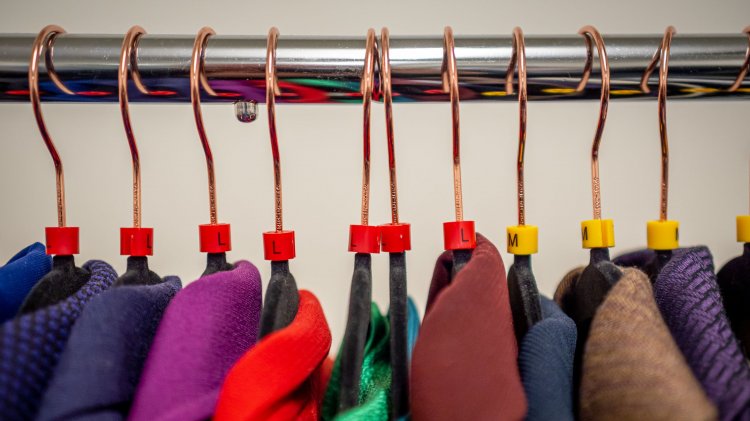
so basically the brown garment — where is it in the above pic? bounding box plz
[410,234,527,421]
[554,266,584,314]
[580,268,717,421]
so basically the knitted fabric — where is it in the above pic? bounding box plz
[36,276,182,421]
[518,296,576,421]
[323,302,391,421]
[410,233,527,421]
[0,260,117,421]
[580,268,716,421]
[214,290,332,421]
[0,243,51,322]
[128,261,262,421]
[655,247,750,420]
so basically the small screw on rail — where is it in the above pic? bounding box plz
[234,100,258,123]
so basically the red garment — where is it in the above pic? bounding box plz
[214,290,332,421]
[411,234,528,421]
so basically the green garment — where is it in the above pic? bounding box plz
[322,303,391,420]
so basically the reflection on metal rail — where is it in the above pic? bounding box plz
[0,33,748,103]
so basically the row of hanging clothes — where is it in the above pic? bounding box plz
[0,23,749,421]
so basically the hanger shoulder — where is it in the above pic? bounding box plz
[258,260,299,339]
[17,255,90,315]
[507,255,543,342]
[338,253,372,412]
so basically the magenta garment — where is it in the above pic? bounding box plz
[128,261,262,421]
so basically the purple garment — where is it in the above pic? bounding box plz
[128,261,262,421]
[655,247,750,420]
[0,260,117,421]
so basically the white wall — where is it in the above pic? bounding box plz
[1,0,748,347]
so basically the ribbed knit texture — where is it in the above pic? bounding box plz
[655,247,750,420]
[36,276,182,421]
[580,267,717,421]
[214,290,332,421]
[0,243,51,322]
[411,233,527,421]
[323,302,390,421]
[0,260,117,421]
[518,296,576,421]
[128,261,262,421]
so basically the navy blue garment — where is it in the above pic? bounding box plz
[0,260,117,421]
[518,296,576,421]
[37,276,182,421]
[0,243,51,322]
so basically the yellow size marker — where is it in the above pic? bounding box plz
[507,225,538,255]
[647,220,679,251]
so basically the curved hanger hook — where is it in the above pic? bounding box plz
[381,27,400,224]
[578,26,611,220]
[119,25,153,228]
[266,27,284,232]
[505,27,528,226]
[29,25,76,228]
[360,29,376,226]
[191,27,222,225]
[442,26,464,222]
[728,26,750,92]
[641,26,676,221]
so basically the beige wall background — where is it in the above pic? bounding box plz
[1,0,748,346]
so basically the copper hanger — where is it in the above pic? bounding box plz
[443,26,464,223]
[266,27,285,233]
[382,27,399,225]
[380,28,412,419]
[505,27,529,227]
[640,27,679,272]
[114,25,162,284]
[578,26,611,221]
[504,26,543,342]
[20,25,92,314]
[347,28,380,253]
[258,27,297,338]
[379,27,411,254]
[338,28,379,413]
[191,27,233,275]
[119,26,153,230]
[360,28,376,227]
[29,25,71,229]
[441,26,476,269]
[192,27,221,226]
[728,26,750,93]
[641,26,676,223]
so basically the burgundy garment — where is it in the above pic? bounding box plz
[411,234,527,421]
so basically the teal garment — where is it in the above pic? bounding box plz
[406,297,420,361]
[323,303,391,420]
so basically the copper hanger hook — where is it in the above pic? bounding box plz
[191,27,222,225]
[442,26,464,222]
[381,27,400,224]
[29,25,76,228]
[119,25,153,229]
[505,27,528,226]
[267,27,284,232]
[359,28,376,226]
[578,26,611,220]
[641,26,676,221]
[728,26,750,92]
